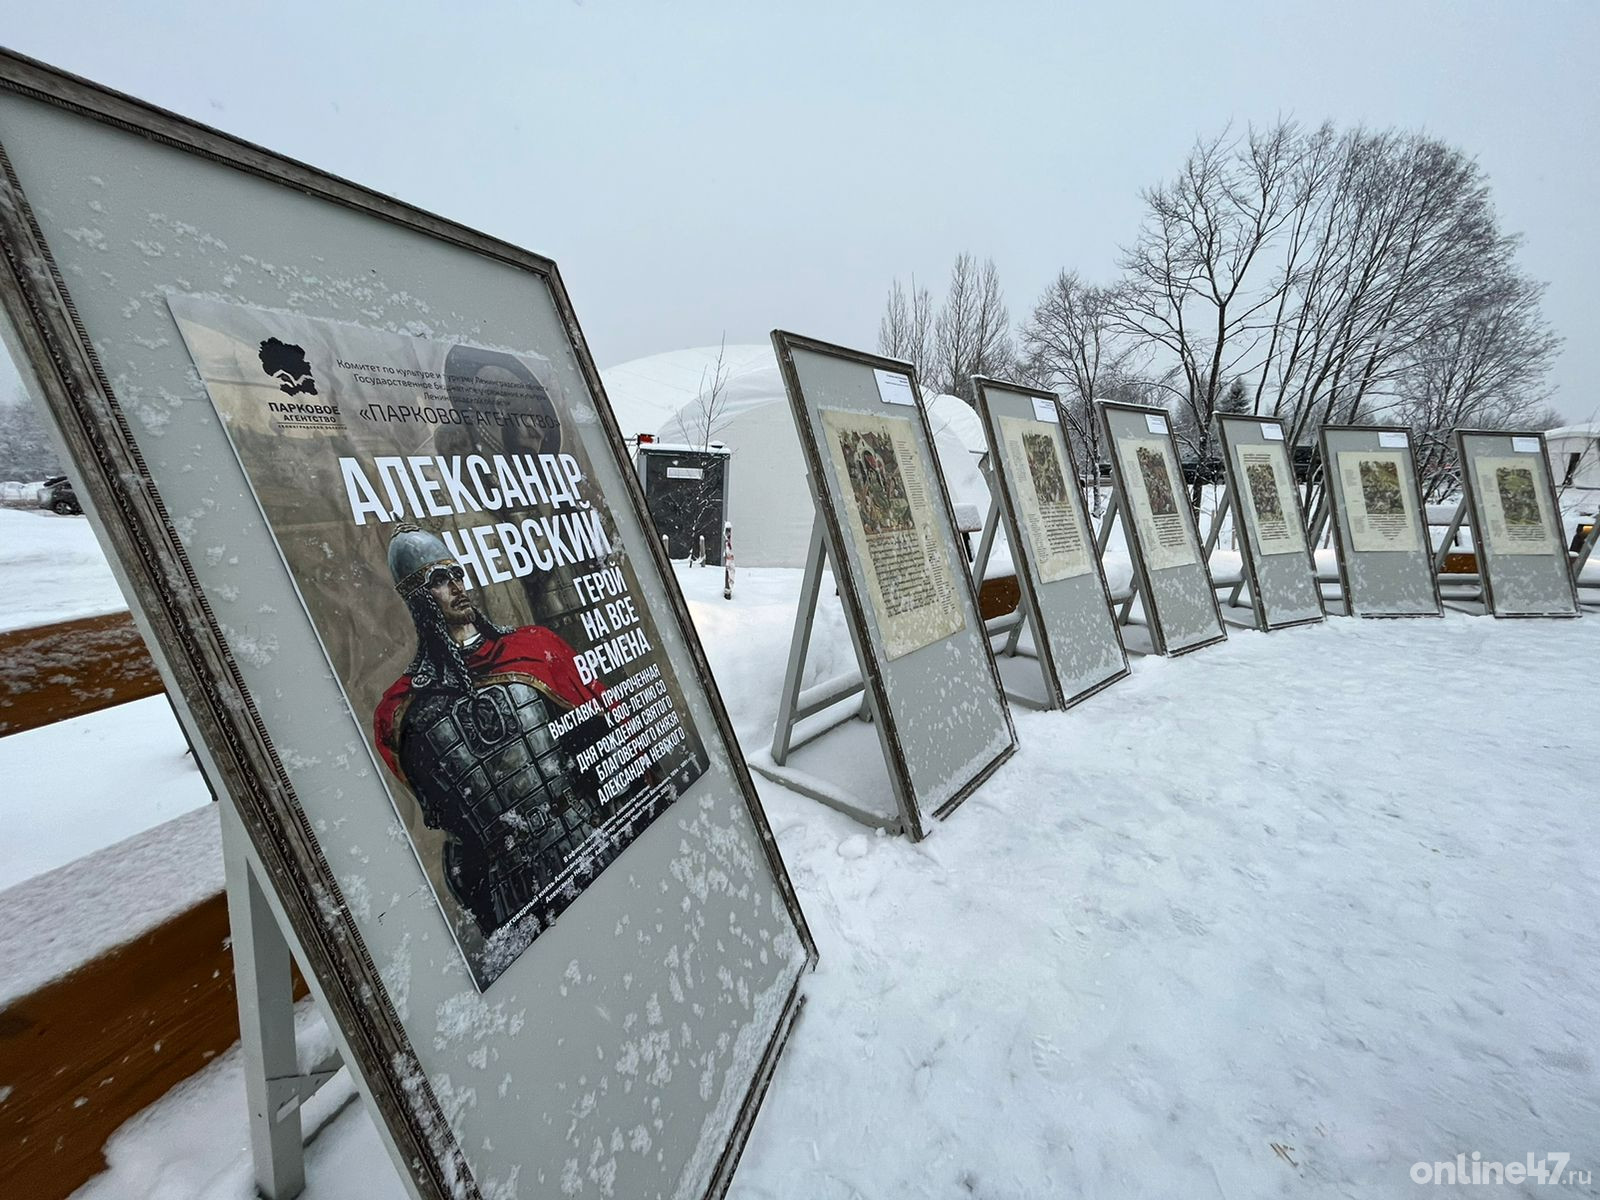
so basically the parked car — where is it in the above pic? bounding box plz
[39,475,81,515]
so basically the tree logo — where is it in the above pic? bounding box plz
[258,337,318,397]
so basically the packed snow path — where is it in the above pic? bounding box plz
[70,569,1600,1198]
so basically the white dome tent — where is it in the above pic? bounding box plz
[1545,423,1600,514]
[600,345,993,568]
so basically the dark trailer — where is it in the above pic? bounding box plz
[634,441,731,560]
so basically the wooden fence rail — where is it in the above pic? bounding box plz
[0,611,163,735]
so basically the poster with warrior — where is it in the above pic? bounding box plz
[170,295,707,990]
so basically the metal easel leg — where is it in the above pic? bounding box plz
[1094,493,1120,557]
[1202,491,1230,557]
[972,493,1000,585]
[770,516,828,767]
[1571,513,1599,584]
[1431,500,1467,577]
[222,805,309,1200]
[1306,495,1329,548]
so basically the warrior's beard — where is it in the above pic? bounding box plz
[403,591,513,693]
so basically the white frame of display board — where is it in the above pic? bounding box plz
[1205,412,1325,632]
[969,376,1129,709]
[753,331,1017,841]
[1316,424,1443,619]
[1093,399,1228,656]
[0,51,815,1200]
[1433,428,1580,618]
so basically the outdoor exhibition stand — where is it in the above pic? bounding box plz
[1313,425,1443,618]
[969,377,1128,708]
[1573,517,1600,607]
[752,332,1016,841]
[1204,413,1324,631]
[1432,429,1580,618]
[0,52,814,1200]
[1093,400,1227,656]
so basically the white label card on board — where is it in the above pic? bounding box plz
[1378,431,1409,448]
[1031,396,1060,423]
[873,368,917,406]
[666,466,704,480]
[1145,413,1169,434]
[1260,423,1285,441]
[1511,436,1540,453]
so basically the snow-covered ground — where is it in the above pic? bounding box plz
[0,506,129,632]
[44,562,1600,1199]
[0,694,211,891]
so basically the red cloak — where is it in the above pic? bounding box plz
[373,625,604,783]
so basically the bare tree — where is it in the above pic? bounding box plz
[682,335,733,451]
[1112,119,1552,518]
[1396,270,1563,500]
[877,276,935,383]
[931,253,1015,403]
[1115,122,1312,504]
[1264,130,1511,450]
[1019,271,1129,513]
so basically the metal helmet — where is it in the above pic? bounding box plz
[388,523,458,598]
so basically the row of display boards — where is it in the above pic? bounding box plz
[0,53,1593,1200]
[749,334,1592,838]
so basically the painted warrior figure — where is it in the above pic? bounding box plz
[373,524,606,936]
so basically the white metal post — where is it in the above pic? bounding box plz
[222,804,308,1200]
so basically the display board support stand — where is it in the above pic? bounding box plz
[1198,491,1258,628]
[1570,515,1599,605]
[1302,490,1349,615]
[967,464,1054,706]
[1430,498,1485,611]
[754,516,902,832]
[1090,494,1151,651]
[221,803,344,1200]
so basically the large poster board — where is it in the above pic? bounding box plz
[0,53,813,1200]
[1319,425,1442,617]
[771,332,1015,837]
[1213,413,1323,630]
[1098,401,1226,655]
[1456,429,1579,617]
[975,378,1128,707]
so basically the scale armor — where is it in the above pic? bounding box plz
[399,676,601,931]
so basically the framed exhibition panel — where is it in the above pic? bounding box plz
[1097,400,1227,656]
[1319,425,1442,618]
[0,52,814,1200]
[972,377,1128,708]
[1212,413,1324,630]
[1455,429,1579,617]
[765,331,1015,840]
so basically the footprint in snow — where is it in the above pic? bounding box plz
[836,834,871,860]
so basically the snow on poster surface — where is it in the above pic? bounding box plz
[1474,455,1557,556]
[998,414,1092,583]
[820,407,965,660]
[1236,444,1305,557]
[1118,436,1197,570]
[167,296,707,991]
[1337,450,1421,554]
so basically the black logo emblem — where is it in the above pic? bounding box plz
[258,338,318,397]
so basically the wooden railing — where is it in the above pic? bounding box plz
[0,611,163,735]
[0,613,290,1199]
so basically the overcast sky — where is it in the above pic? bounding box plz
[4,0,1597,423]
